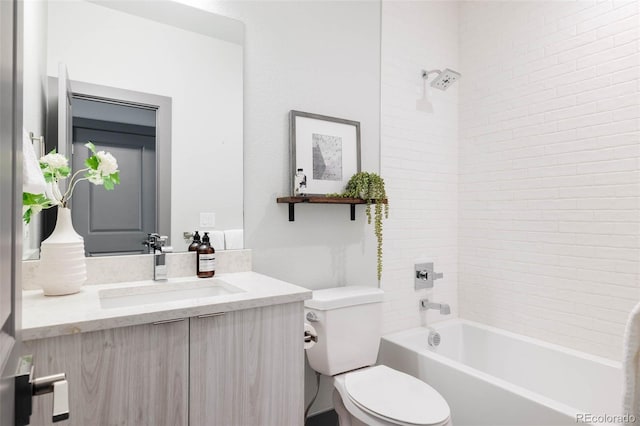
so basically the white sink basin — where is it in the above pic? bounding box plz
[99,279,244,309]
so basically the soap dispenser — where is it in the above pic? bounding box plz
[188,231,201,252]
[197,232,216,278]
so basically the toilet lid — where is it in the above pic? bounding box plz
[344,366,450,426]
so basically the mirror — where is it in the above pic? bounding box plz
[22,0,244,259]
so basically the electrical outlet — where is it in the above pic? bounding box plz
[199,212,215,228]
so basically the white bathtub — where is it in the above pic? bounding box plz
[379,319,624,426]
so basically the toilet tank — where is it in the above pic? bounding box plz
[305,286,384,376]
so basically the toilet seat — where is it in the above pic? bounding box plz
[333,365,451,426]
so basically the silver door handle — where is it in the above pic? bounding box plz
[33,373,70,422]
[14,355,70,425]
[52,380,69,422]
[197,312,226,319]
[152,317,186,325]
[34,373,69,423]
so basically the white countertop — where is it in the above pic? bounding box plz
[22,271,311,341]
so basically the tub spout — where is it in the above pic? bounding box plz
[420,299,451,315]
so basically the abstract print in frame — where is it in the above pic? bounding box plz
[289,110,361,196]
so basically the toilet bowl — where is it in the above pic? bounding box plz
[304,286,451,426]
[332,366,451,426]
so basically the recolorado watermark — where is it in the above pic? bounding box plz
[576,413,637,424]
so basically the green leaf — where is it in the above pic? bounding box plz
[42,171,54,183]
[85,156,99,170]
[22,192,55,224]
[110,171,120,184]
[85,141,96,154]
[23,208,33,224]
[103,177,114,190]
[23,192,49,206]
[57,165,70,177]
[23,192,36,204]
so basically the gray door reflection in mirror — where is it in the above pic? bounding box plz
[44,80,172,257]
[71,99,157,256]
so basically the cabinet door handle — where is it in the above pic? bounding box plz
[152,318,186,325]
[196,312,225,319]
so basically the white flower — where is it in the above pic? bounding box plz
[40,153,68,169]
[23,144,121,222]
[87,172,104,185]
[96,151,118,176]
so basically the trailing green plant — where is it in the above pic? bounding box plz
[337,172,389,281]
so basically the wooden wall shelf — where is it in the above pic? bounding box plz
[276,196,388,221]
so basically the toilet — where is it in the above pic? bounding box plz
[305,286,451,426]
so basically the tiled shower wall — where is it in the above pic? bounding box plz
[458,0,640,360]
[381,1,460,334]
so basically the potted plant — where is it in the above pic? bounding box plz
[23,142,120,295]
[23,142,120,223]
[341,172,389,281]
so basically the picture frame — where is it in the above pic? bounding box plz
[289,110,361,196]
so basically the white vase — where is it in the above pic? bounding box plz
[38,207,87,296]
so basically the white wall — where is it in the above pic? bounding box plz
[458,0,640,360]
[23,0,47,148]
[47,1,243,251]
[380,1,459,335]
[22,0,48,259]
[204,1,382,291]
[199,1,381,416]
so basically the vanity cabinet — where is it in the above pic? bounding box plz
[25,319,189,426]
[25,302,304,426]
[189,302,304,426]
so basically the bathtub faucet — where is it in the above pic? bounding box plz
[420,299,451,315]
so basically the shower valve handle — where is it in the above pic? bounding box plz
[415,262,444,290]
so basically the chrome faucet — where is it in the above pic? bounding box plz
[420,298,451,315]
[143,233,172,281]
[415,262,444,290]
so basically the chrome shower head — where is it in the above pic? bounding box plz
[429,68,461,91]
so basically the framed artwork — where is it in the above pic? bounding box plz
[289,110,361,196]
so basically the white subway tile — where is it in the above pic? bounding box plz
[459,0,639,362]
[575,117,638,138]
[614,28,640,46]
[556,111,613,131]
[557,37,615,64]
[556,75,612,97]
[544,31,597,56]
[577,40,639,69]
[577,3,640,34]
[546,102,598,121]
[596,52,640,76]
